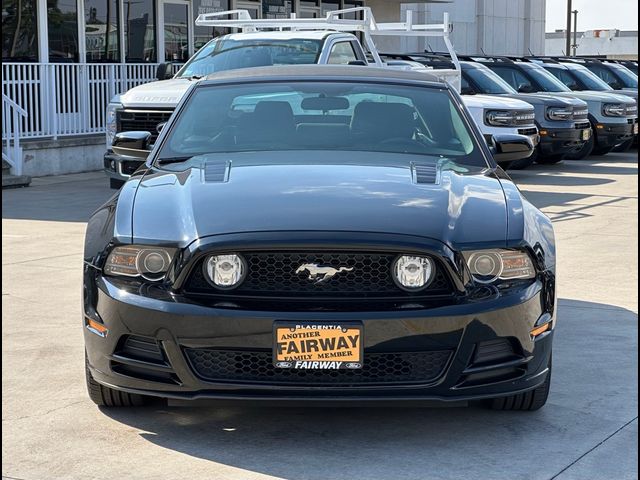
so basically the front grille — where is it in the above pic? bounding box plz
[117,109,173,142]
[513,111,536,126]
[573,108,589,121]
[185,251,452,298]
[184,348,452,385]
[517,127,538,136]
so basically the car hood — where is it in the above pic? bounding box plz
[130,151,508,248]
[463,94,533,110]
[502,93,587,107]
[119,77,195,108]
[552,90,636,105]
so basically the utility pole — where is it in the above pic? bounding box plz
[565,0,572,56]
[572,10,578,56]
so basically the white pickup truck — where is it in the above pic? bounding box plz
[104,8,537,187]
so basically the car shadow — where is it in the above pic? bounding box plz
[99,298,638,480]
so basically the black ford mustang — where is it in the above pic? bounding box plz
[84,66,556,410]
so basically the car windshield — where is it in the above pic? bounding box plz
[610,64,639,88]
[524,64,572,92]
[157,81,485,167]
[464,67,516,94]
[569,65,613,91]
[176,38,323,77]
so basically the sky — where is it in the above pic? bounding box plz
[545,0,639,32]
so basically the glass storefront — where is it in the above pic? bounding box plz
[47,0,79,61]
[164,2,188,61]
[123,0,156,62]
[85,0,120,62]
[262,0,292,19]
[192,0,229,50]
[2,0,39,60]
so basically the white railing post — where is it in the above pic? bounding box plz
[2,93,27,176]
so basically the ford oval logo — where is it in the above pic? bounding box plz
[275,361,293,368]
[345,362,362,369]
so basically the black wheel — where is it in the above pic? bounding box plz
[488,356,552,411]
[110,178,125,189]
[85,356,147,407]
[591,144,614,156]
[565,132,594,160]
[612,138,633,153]
[535,153,564,165]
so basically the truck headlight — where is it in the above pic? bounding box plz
[602,103,626,117]
[106,102,122,148]
[485,110,534,127]
[626,104,638,116]
[463,249,535,284]
[546,107,573,121]
[104,245,176,281]
[204,254,247,289]
[392,255,434,291]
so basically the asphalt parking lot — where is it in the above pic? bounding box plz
[2,152,638,480]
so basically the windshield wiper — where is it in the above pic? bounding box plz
[156,156,194,165]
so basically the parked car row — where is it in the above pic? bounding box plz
[103,12,638,187]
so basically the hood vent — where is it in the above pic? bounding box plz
[412,163,439,184]
[204,161,230,183]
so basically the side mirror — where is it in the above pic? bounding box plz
[490,134,534,163]
[517,83,535,93]
[112,131,152,159]
[156,63,173,80]
[568,82,580,91]
[460,86,476,95]
[609,80,623,90]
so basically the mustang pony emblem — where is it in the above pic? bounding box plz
[295,264,354,284]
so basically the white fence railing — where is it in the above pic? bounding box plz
[1,63,180,140]
[2,93,27,175]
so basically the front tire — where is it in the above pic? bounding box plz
[507,148,537,170]
[85,356,147,407]
[612,138,633,153]
[488,356,552,411]
[565,132,594,160]
[535,153,564,165]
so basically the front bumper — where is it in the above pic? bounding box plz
[103,151,146,183]
[84,274,555,403]
[594,120,636,148]
[538,124,591,156]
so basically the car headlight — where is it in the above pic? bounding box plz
[626,104,638,116]
[463,249,535,284]
[104,245,176,281]
[106,102,122,148]
[485,110,534,127]
[203,254,247,289]
[546,107,573,121]
[392,255,434,291]
[602,103,626,117]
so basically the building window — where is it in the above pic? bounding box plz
[192,0,229,50]
[48,0,79,62]
[2,0,39,61]
[262,0,292,19]
[123,0,156,62]
[164,2,188,61]
[85,0,120,62]
[320,0,340,16]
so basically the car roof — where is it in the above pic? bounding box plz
[217,31,349,41]
[199,65,444,87]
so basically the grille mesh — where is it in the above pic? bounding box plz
[185,252,451,297]
[117,109,173,142]
[184,348,452,385]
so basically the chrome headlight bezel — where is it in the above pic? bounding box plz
[391,255,435,292]
[546,106,573,121]
[602,103,627,117]
[462,249,536,284]
[103,245,176,281]
[203,254,247,290]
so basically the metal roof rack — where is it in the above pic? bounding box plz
[194,7,460,73]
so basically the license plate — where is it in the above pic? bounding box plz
[273,323,363,369]
[582,129,591,141]
[634,123,638,135]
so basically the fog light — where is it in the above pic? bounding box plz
[392,255,434,291]
[204,254,246,289]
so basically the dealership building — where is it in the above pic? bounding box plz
[1,0,546,181]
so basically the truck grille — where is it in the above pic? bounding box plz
[184,251,453,298]
[513,111,536,126]
[117,109,173,143]
[573,108,589,121]
[184,348,452,386]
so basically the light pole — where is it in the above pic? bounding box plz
[572,10,578,56]
[565,0,572,56]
